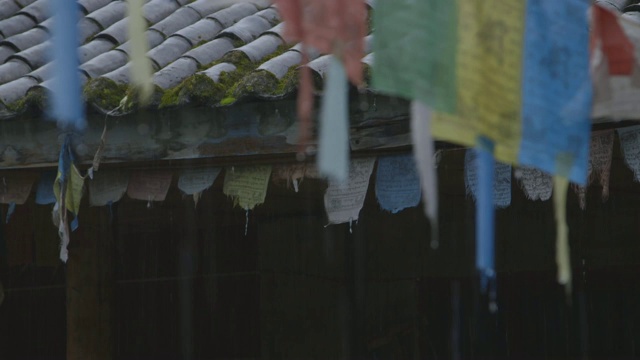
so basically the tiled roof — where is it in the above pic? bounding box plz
[0,0,374,120]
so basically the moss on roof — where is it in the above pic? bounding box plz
[83,78,129,112]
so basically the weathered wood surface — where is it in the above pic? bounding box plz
[0,95,410,168]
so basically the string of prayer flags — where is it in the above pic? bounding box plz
[35,171,57,205]
[592,4,640,120]
[127,171,173,204]
[464,149,512,209]
[618,125,640,182]
[0,172,37,206]
[410,101,439,247]
[127,0,154,106]
[515,167,553,202]
[89,170,129,207]
[50,0,85,131]
[177,167,221,207]
[272,164,308,192]
[374,0,593,185]
[0,172,37,224]
[317,56,350,182]
[375,154,420,214]
[574,130,614,209]
[53,136,85,262]
[222,166,272,210]
[324,157,375,226]
[273,0,367,151]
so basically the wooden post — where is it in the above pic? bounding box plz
[67,205,114,360]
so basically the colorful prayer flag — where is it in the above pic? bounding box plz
[373,0,593,184]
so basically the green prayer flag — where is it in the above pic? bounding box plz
[372,0,458,112]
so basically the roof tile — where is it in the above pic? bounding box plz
[26,61,52,82]
[0,14,37,39]
[78,0,113,15]
[0,1,372,116]
[142,0,180,25]
[258,50,302,79]
[80,49,128,78]
[217,13,272,43]
[95,18,129,45]
[0,27,47,52]
[17,0,50,23]
[207,3,258,28]
[153,56,198,89]
[185,0,230,18]
[78,17,103,43]
[14,0,36,6]
[174,18,223,46]
[307,54,333,79]
[0,76,38,104]
[0,0,21,21]
[237,34,284,62]
[0,60,32,85]
[0,46,16,63]
[79,37,115,63]
[182,37,234,66]
[116,30,164,56]
[200,62,237,82]
[147,35,192,69]
[255,7,280,24]
[7,42,49,69]
[102,62,134,84]
[85,0,127,30]
[150,7,201,38]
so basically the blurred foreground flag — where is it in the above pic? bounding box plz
[374,0,593,185]
[591,4,640,121]
[51,0,86,131]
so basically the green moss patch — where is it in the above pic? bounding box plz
[160,73,229,108]
[165,44,297,107]
[83,77,128,112]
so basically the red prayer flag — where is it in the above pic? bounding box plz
[274,0,367,153]
[592,5,635,75]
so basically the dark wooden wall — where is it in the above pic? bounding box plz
[1,142,640,359]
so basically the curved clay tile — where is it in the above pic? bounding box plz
[147,35,192,69]
[0,60,32,85]
[237,34,283,63]
[85,1,127,30]
[153,57,198,90]
[182,37,234,66]
[200,62,237,82]
[207,3,258,28]
[0,27,47,52]
[8,42,49,69]
[174,18,223,46]
[217,14,271,43]
[142,0,180,25]
[150,7,201,38]
[0,76,38,104]
[258,50,302,79]
[80,49,128,78]
[78,0,112,15]
[79,38,114,63]
[0,14,37,39]
[0,0,21,22]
